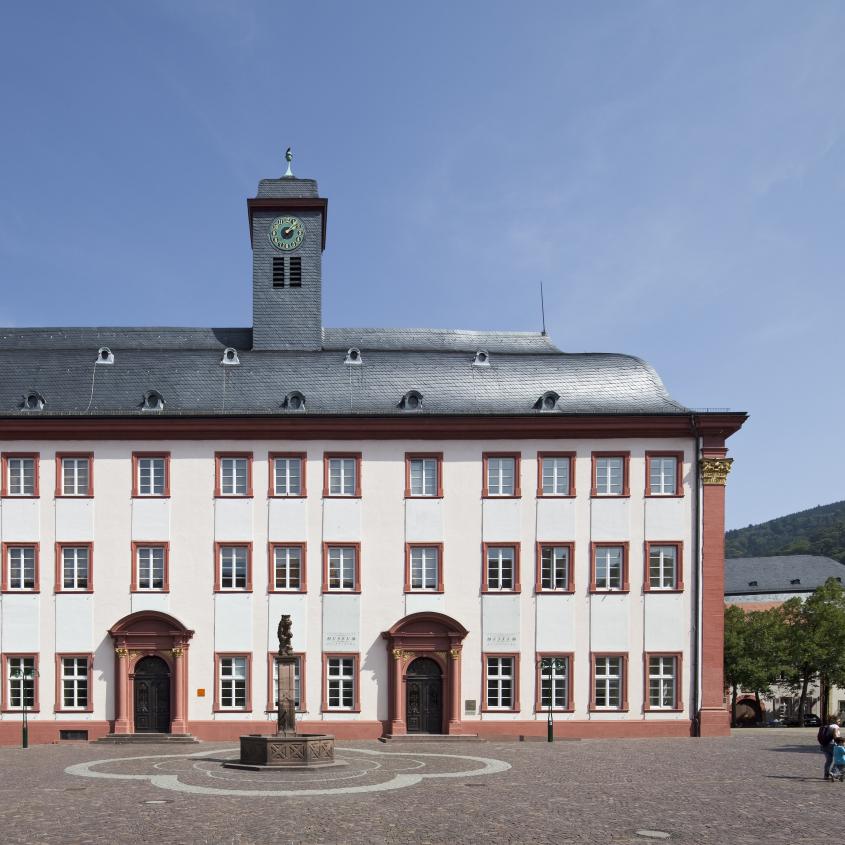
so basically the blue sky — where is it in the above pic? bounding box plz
[1,1,843,529]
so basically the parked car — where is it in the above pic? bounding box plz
[803,714,821,727]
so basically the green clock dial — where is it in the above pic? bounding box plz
[269,216,305,251]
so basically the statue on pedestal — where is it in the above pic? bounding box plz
[276,614,296,734]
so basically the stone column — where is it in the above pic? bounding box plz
[698,450,733,737]
[448,648,463,734]
[171,647,187,734]
[389,649,407,736]
[114,647,131,734]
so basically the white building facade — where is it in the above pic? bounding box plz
[0,167,745,743]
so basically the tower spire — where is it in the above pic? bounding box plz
[284,147,293,178]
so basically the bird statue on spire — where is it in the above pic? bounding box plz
[284,147,293,177]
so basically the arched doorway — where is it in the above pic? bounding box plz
[133,656,171,733]
[382,612,469,737]
[406,657,443,734]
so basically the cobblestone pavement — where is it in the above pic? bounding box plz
[0,729,834,844]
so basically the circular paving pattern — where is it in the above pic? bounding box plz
[65,746,511,797]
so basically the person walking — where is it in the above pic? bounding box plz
[819,715,841,780]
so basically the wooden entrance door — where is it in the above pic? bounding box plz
[133,656,171,733]
[406,657,442,734]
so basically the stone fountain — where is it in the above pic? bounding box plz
[224,615,336,769]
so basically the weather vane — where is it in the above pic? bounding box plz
[284,146,293,177]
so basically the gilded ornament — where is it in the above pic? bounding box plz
[115,647,129,658]
[170,648,184,657]
[699,457,733,485]
[449,648,461,660]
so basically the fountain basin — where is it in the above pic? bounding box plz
[223,733,338,770]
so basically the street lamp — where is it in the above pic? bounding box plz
[9,664,38,748]
[542,658,564,743]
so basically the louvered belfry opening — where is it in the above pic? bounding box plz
[272,256,285,287]
[289,256,302,287]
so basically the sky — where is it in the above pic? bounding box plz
[1,1,843,530]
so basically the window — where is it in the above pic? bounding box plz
[647,654,680,710]
[646,542,683,591]
[536,543,573,592]
[323,544,360,592]
[2,544,38,592]
[216,453,252,497]
[216,544,251,591]
[268,654,304,711]
[57,454,92,497]
[270,544,305,592]
[537,655,571,711]
[591,543,628,592]
[324,655,357,711]
[323,454,360,497]
[269,453,305,497]
[537,453,574,497]
[405,544,443,592]
[59,656,90,710]
[5,656,37,710]
[2,454,38,497]
[58,544,91,592]
[591,453,629,497]
[405,453,442,498]
[483,454,520,497]
[132,544,168,591]
[289,256,302,286]
[217,655,249,711]
[646,452,682,497]
[484,655,518,710]
[483,544,520,592]
[592,654,627,710]
[272,256,285,287]
[132,453,169,497]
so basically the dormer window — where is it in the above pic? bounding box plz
[283,391,305,411]
[345,348,362,365]
[22,391,45,411]
[400,390,423,411]
[790,578,800,585]
[221,347,240,366]
[535,391,560,411]
[473,350,490,367]
[748,580,758,587]
[96,347,114,365]
[142,390,164,412]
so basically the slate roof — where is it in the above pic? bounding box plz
[725,556,845,595]
[0,326,688,417]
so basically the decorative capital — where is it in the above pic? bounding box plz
[115,647,129,658]
[700,457,733,485]
[170,648,184,657]
[392,649,411,661]
[449,648,461,660]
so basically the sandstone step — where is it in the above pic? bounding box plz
[378,733,483,742]
[95,733,199,744]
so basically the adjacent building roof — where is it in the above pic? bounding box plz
[725,555,845,596]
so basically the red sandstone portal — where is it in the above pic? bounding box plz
[381,611,469,736]
[109,610,194,735]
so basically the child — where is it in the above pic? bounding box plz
[830,737,845,782]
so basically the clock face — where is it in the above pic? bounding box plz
[269,216,305,251]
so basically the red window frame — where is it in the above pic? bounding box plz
[2,653,40,713]
[643,652,684,712]
[1,542,40,593]
[322,453,362,498]
[55,452,94,498]
[534,542,575,593]
[214,452,254,498]
[404,453,444,498]
[481,542,521,593]
[266,651,306,713]
[54,542,94,593]
[644,451,684,498]
[404,543,445,593]
[536,451,576,497]
[534,652,575,713]
[321,653,361,713]
[482,452,521,498]
[214,542,253,592]
[481,652,520,713]
[214,652,252,713]
[130,541,170,593]
[54,653,94,713]
[131,452,171,498]
[268,452,307,498]
[590,451,630,497]
[1,452,40,498]
[321,542,362,593]
[589,542,630,593]
[589,652,629,712]
[643,541,685,593]
[268,542,308,593]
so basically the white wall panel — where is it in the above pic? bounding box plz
[482,499,521,541]
[214,499,253,541]
[536,594,576,651]
[267,593,308,651]
[55,595,94,651]
[590,594,629,651]
[131,593,171,614]
[1,594,40,650]
[405,499,444,541]
[644,594,687,651]
[590,499,630,540]
[405,593,446,616]
[0,499,39,540]
[536,499,576,540]
[268,499,308,541]
[644,498,687,540]
[482,594,520,650]
[214,593,254,651]
[131,499,169,540]
[55,499,94,542]
[322,500,361,540]
[322,594,360,652]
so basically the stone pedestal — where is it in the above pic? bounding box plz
[224,733,337,770]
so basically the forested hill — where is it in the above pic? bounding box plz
[725,500,845,564]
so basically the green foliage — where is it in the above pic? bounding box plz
[725,500,845,563]
[724,604,786,696]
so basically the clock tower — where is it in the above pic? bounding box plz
[248,159,327,351]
